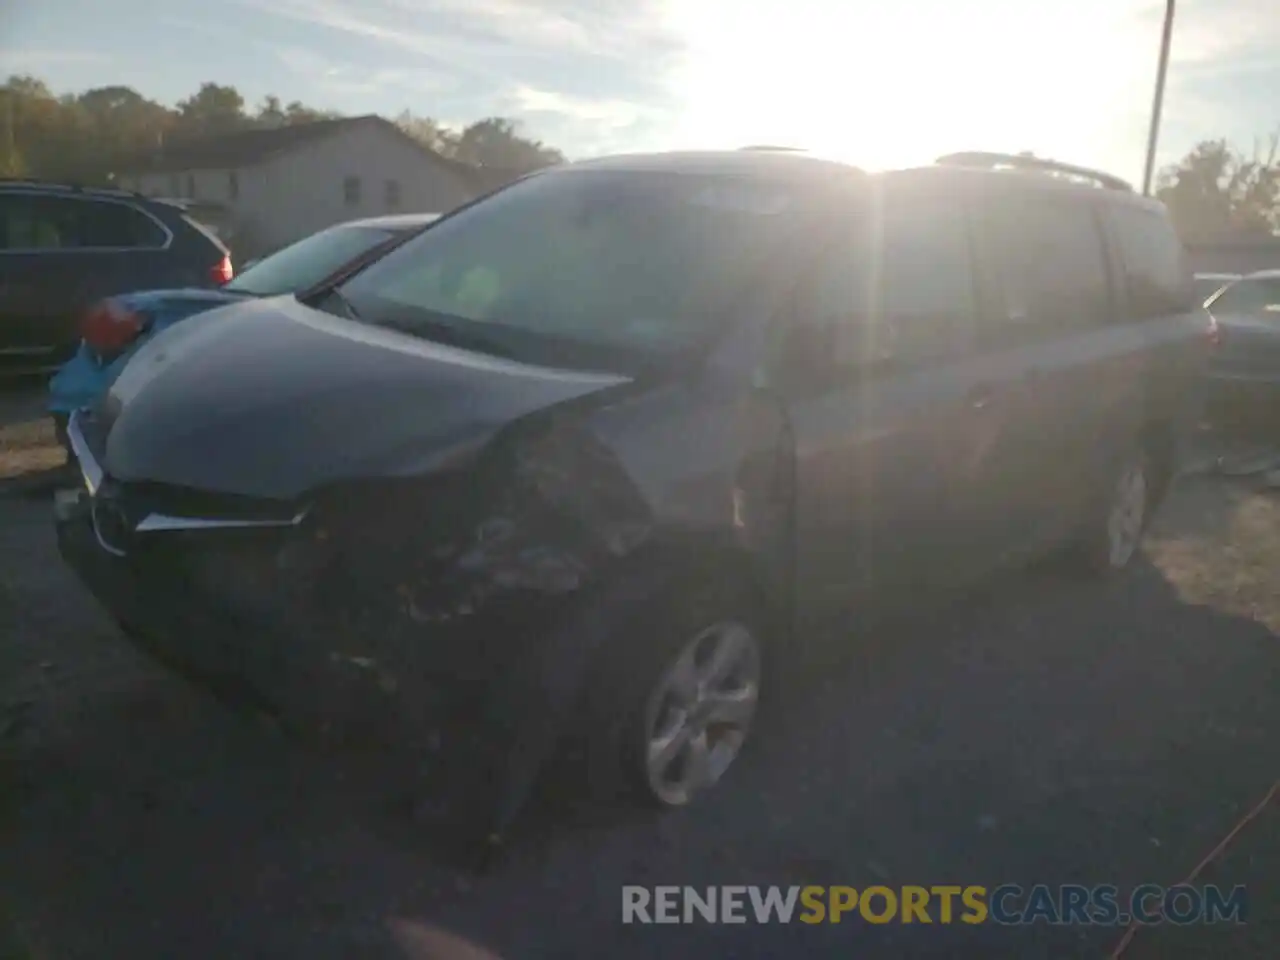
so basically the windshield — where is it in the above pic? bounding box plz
[336,169,814,371]
[227,225,397,297]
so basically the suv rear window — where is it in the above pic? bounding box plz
[180,213,228,252]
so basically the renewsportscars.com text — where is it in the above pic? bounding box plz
[621,884,1248,926]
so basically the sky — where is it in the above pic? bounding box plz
[1,0,1278,182]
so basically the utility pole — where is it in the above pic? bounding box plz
[2,85,15,175]
[1141,0,1176,196]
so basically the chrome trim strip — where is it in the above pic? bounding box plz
[66,408,306,535]
[90,501,128,558]
[66,409,104,495]
[134,510,308,533]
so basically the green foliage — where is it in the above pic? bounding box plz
[0,75,564,184]
[1156,135,1280,242]
[396,111,564,170]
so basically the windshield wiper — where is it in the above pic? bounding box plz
[305,286,362,321]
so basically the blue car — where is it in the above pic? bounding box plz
[48,212,439,444]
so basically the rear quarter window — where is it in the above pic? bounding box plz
[1107,204,1192,320]
[177,212,229,252]
[75,198,169,248]
[974,191,1112,341]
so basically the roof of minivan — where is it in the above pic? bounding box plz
[566,150,865,181]
[560,150,1165,212]
[882,163,1168,212]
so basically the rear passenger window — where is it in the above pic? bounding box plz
[977,196,1111,339]
[0,194,70,250]
[1110,205,1190,319]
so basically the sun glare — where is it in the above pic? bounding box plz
[661,0,1155,175]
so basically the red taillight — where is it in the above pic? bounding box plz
[81,299,144,359]
[1206,313,1223,350]
[210,254,234,286]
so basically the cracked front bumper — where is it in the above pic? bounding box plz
[53,493,543,836]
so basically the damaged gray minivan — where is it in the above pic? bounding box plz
[56,148,1210,844]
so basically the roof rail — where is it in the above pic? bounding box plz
[934,151,1134,192]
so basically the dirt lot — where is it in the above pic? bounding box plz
[1,393,1277,960]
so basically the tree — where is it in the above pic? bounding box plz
[452,117,563,170]
[77,85,173,177]
[0,75,565,185]
[2,75,87,181]
[256,95,287,128]
[1156,137,1280,241]
[284,100,341,125]
[396,110,458,156]
[174,82,247,138]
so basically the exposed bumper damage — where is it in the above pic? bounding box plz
[57,413,656,843]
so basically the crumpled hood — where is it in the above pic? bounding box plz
[96,296,629,500]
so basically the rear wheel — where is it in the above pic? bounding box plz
[1068,449,1150,575]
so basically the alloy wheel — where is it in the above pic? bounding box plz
[642,620,760,807]
[1106,460,1148,569]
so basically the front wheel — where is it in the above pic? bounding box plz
[639,618,761,807]
[51,413,70,457]
[574,579,765,810]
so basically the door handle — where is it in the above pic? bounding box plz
[967,384,995,410]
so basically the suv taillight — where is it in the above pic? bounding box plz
[210,254,234,286]
[81,299,144,360]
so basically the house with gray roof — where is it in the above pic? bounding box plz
[113,115,518,259]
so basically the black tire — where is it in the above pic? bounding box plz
[51,413,70,457]
[1065,448,1152,577]
[568,574,766,811]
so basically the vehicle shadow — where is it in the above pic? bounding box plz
[383,543,1277,960]
[2,510,1277,960]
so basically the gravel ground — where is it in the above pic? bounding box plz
[0,388,1277,960]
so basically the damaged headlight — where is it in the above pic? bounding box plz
[507,418,652,559]
[289,419,654,628]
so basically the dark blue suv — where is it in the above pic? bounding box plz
[0,179,231,376]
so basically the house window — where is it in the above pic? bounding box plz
[186,174,196,199]
[385,179,401,209]
[343,176,361,206]
[228,171,239,201]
